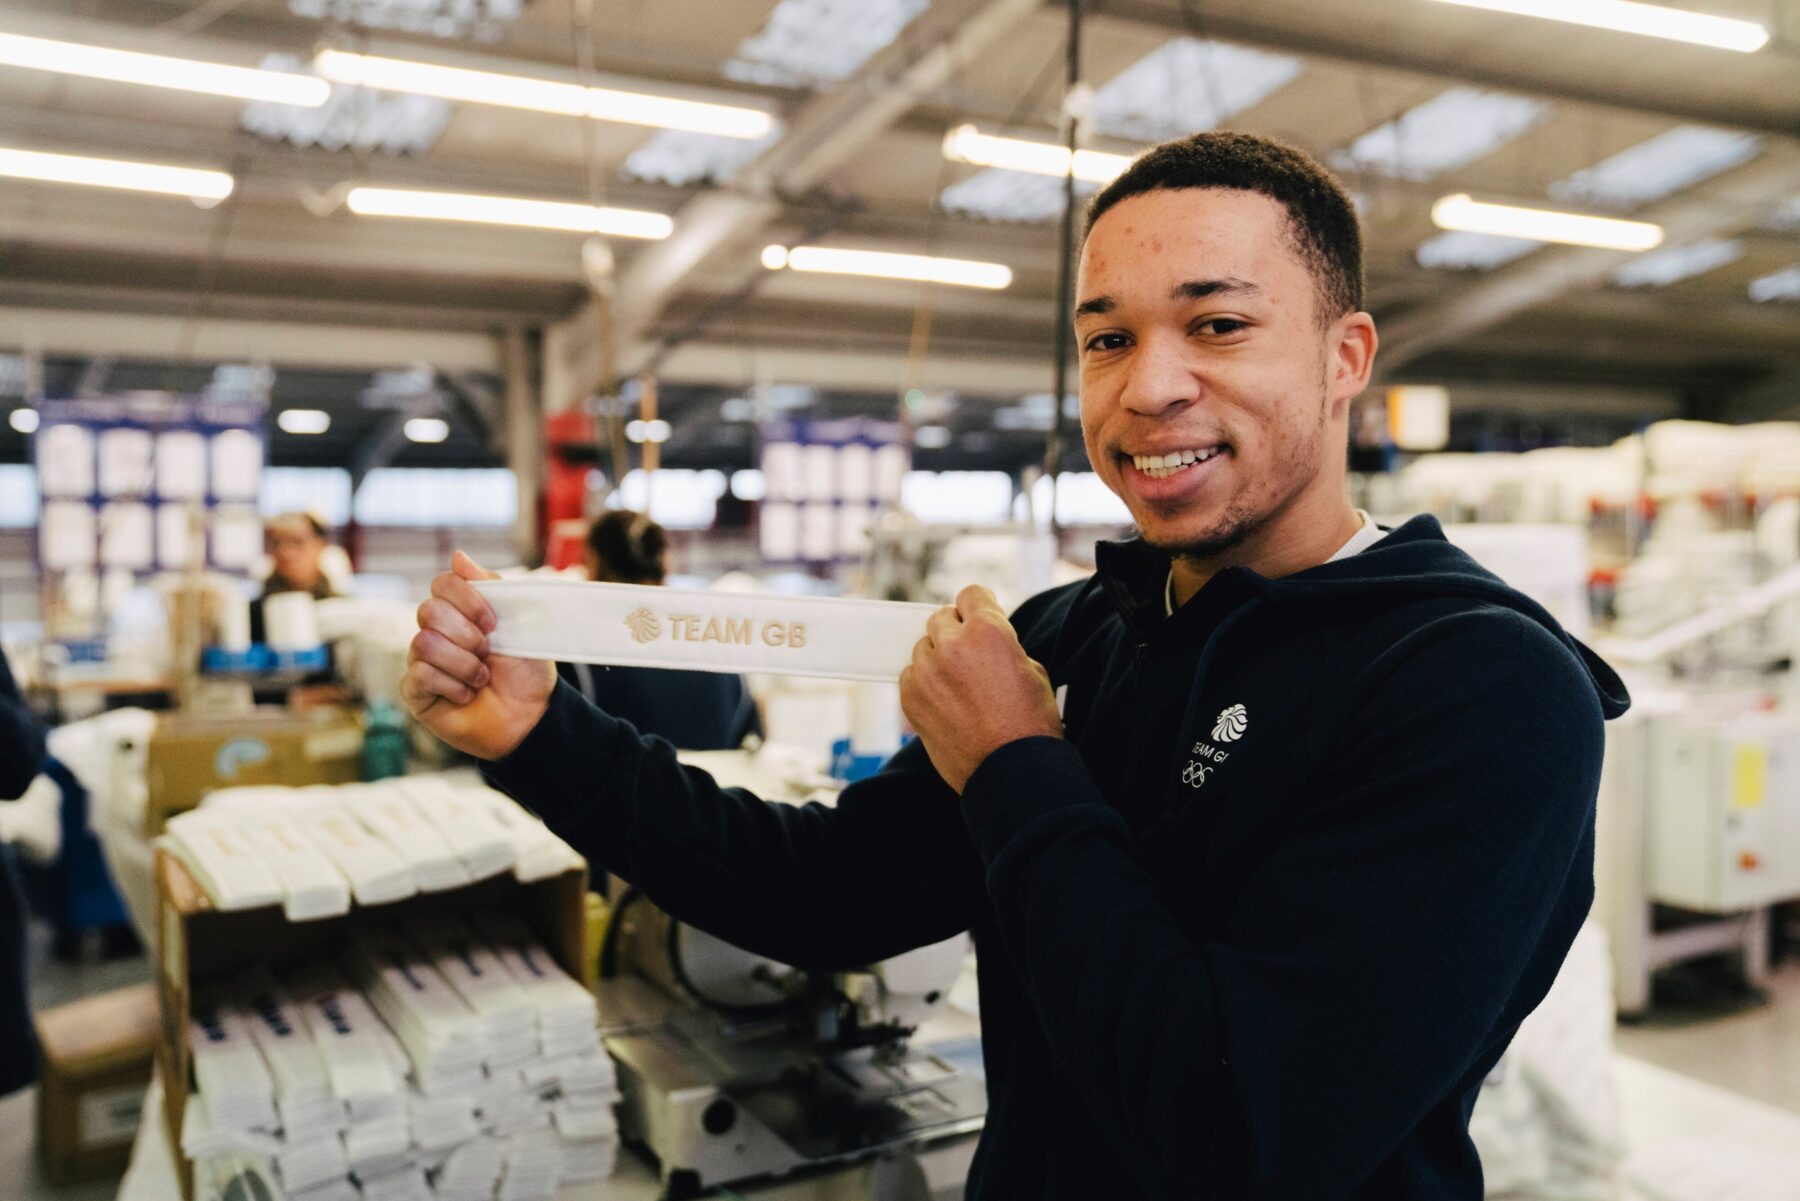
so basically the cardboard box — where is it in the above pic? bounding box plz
[153,848,589,1201]
[143,707,364,835]
[35,982,160,1185]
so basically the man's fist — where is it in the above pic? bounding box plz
[899,584,1062,793]
[401,551,555,761]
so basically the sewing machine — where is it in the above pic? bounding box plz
[598,750,985,1198]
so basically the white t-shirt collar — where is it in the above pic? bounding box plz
[1163,510,1381,618]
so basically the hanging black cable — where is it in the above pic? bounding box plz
[1043,0,1084,531]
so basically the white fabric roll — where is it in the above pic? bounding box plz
[263,590,323,650]
[474,577,937,682]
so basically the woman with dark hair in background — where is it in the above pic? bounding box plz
[558,510,761,751]
[1,645,47,1095]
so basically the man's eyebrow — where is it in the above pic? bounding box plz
[1172,277,1264,302]
[1073,295,1115,319]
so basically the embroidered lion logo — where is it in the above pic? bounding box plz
[623,607,661,644]
[1212,703,1248,743]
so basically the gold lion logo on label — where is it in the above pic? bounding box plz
[624,607,661,643]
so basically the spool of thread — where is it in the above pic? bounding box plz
[216,595,252,652]
[850,682,902,758]
[262,591,322,651]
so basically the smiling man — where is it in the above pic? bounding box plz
[405,132,1629,1199]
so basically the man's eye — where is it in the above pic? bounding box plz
[1084,333,1130,353]
[1197,319,1248,336]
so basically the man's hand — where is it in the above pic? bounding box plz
[402,551,556,761]
[899,584,1062,794]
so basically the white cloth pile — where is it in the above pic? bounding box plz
[159,775,584,916]
[182,914,616,1200]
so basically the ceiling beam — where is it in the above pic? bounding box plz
[1090,0,1800,140]
[0,304,503,373]
[543,0,1047,409]
[1374,150,1800,379]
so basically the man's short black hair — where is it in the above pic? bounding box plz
[1085,131,1364,323]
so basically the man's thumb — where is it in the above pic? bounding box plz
[452,549,499,581]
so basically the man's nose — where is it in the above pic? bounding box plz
[1117,334,1199,417]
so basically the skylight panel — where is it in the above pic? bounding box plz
[1748,265,1800,303]
[1549,125,1761,209]
[623,127,781,186]
[1612,238,1743,287]
[1088,38,1303,142]
[1416,230,1540,270]
[940,167,1091,223]
[1330,88,1549,181]
[1761,194,1800,232]
[724,0,929,88]
[289,0,522,42]
[241,55,451,155]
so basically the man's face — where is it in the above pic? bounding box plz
[1076,187,1369,559]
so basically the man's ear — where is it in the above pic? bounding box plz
[1329,311,1378,416]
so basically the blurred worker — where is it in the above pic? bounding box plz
[250,511,341,644]
[405,132,1629,1199]
[559,510,760,751]
[1,644,46,1095]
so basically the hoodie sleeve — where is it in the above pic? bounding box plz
[483,679,983,971]
[0,650,45,800]
[959,608,1603,1198]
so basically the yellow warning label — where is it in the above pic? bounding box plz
[1733,745,1767,810]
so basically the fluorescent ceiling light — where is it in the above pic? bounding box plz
[942,125,1132,184]
[277,409,331,435]
[1330,88,1548,181]
[314,50,772,139]
[940,167,1083,224]
[1748,266,1800,303]
[1416,230,1542,270]
[0,146,233,201]
[1431,0,1767,52]
[243,53,450,156]
[1549,126,1761,210]
[1090,37,1303,142]
[725,0,928,87]
[9,409,39,434]
[0,31,329,106]
[1612,238,1743,288]
[1431,193,1662,251]
[625,419,671,444]
[403,417,449,443]
[346,187,672,239]
[763,244,1012,289]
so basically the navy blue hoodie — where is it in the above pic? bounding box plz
[484,514,1629,1199]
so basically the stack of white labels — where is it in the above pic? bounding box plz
[346,786,474,893]
[236,969,349,1190]
[498,1127,564,1201]
[158,775,584,917]
[401,776,516,882]
[407,913,538,1071]
[345,926,486,1095]
[429,1135,505,1201]
[189,992,280,1133]
[183,913,613,1200]
[164,821,285,912]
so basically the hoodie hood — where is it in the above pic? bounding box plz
[1095,514,1630,720]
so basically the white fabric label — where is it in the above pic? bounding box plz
[475,579,938,682]
[78,1084,144,1149]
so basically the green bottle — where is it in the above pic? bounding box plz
[361,699,408,781]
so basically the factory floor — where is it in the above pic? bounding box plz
[4,931,1799,1201]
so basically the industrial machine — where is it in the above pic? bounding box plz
[598,752,985,1198]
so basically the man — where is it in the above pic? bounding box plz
[404,132,1628,1199]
